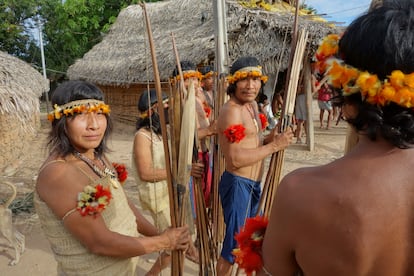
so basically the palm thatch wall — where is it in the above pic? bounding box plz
[0,51,49,170]
[67,0,337,122]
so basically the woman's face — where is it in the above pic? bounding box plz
[66,110,108,153]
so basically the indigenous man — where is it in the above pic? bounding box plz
[198,65,217,206]
[199,65,215,110]
[216,56,293,275]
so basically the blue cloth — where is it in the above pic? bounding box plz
[219,171,261,264]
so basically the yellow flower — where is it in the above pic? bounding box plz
[356,72,381,98]
[396,87,414,108]
[316,34,339,61]
[404,72,414,89]
[389,70,405,89]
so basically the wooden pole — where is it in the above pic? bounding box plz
[259,28,309,217]
[141,3,182,275]
[303,59,315,151]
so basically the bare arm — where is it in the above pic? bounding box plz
[312,75,329,95]
[197,119,217,139]
[133,131,167,182]
[36,161,189,258]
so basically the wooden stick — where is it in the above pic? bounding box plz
[140,2,177,227]
[259,29,309,217]
[141,4,182,275]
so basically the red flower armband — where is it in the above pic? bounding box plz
[233,216,269,275]
[223,124,246,143]
[77,184,112,217]
[258,113,268,130]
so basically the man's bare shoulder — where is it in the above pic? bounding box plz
[217,100,243,127]
[276,164,338,207]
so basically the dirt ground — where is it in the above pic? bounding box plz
[0,100,347,275]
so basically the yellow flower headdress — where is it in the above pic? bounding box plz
[47,99,111,122]
[316,34,414,108]
[226,66,268,84]
[202,71,216,80]
[174,70,203,81]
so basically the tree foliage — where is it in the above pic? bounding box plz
[0,0,161,81]
[0,0,41,60]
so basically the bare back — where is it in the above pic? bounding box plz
[262,138,414,275]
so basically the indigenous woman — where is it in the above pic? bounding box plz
[35,80,189,275]
[132,89,201,269]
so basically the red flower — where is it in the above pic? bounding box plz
[113,162,128,184]
[203,104,211,118]
[232,216,268,275]
[258,113,268,130]
[223,124,246,143]
[77,184,112,217]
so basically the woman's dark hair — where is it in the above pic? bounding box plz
[136,113,163,135]
[136,89,168,135]
[48,80,113,157]
[172,60,196,77]
[338,0,414,148]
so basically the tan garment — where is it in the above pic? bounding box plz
[34,160,139,276]
[132,130,171,231]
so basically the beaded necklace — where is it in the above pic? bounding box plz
[73,151,116,179]
[245,104,259,133]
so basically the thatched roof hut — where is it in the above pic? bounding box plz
[67,0,337,122]
[0,51,49,171]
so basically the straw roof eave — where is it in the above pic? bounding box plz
[67,0,337,86]
[0,51,49,122]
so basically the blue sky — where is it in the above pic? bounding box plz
[303,0,372,26]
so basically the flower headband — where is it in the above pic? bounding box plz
[47,99,111,122]
[316,34,414,108]
[174,70,203,81]
[202,71,216,80]
[227,66,268,84]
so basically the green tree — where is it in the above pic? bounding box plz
[1,0,161,81]
[40,0,142,81]
[0,0,43,59]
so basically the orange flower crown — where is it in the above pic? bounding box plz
[316,34,414,108]
[227,66,268,84]
[174,70,203,81]
[48,99,111,122]
[202,71,216,80]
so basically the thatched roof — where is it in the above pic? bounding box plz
[0,51,49,123]
[67,0,337,86]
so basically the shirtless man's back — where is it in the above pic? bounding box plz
[262,1,414,275]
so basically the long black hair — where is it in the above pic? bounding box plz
[47,80,113,157]
[338,0,414,148]
[135,89,168,135]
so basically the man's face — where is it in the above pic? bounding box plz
[202,76,214,91]
[234,76,262,103]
